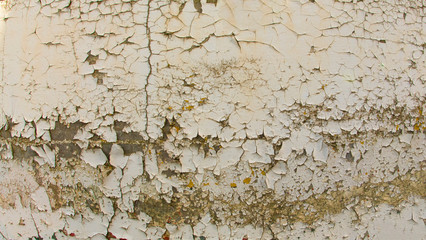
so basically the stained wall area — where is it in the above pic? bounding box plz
[0,0,425,239]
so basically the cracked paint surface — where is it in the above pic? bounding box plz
[0,0,425,239]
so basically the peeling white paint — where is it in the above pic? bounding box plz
[31,144,55,167]
[0,0,425,238]
[81,148,108,168]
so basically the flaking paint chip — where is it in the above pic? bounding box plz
[109,144,128,169]
[80,148,107,168]
[31,144,55,167]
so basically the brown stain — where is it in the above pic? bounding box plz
[207,0,218,6]
[50,121,85,141]
[47,183,65,210]
[0,103,423,227]
[0,167,39,209]
[133,189,212,226]
[31,156,105,213]
[193,0,202,13]
[126,169,425,228]
[228,169,424,226]
[0,130,424,228]
[0,98,423,155]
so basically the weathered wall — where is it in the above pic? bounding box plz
[0,0,425,239]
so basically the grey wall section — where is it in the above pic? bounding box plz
[0,0,425,239]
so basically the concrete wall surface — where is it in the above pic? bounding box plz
[0,0,425,239]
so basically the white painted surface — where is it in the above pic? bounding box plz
[0,0,424,239]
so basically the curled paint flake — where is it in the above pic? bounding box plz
[31,144,55,167]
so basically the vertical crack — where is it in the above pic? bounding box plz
[30,212,41,239]
[106,208,117,238]
[0,7,6,115]
[144,0,152,140]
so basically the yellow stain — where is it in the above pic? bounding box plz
[203,183,209,186]
[396,125,399,131]
[185,105,194,110]
[414,124,420,131]
[243,177,251,184]
[360,141,364,145]
[187,180,194,188]
[261,170,266,176]
[230,183,237,188]
[198,98,207,104]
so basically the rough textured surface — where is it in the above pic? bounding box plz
[0,0,425,239]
